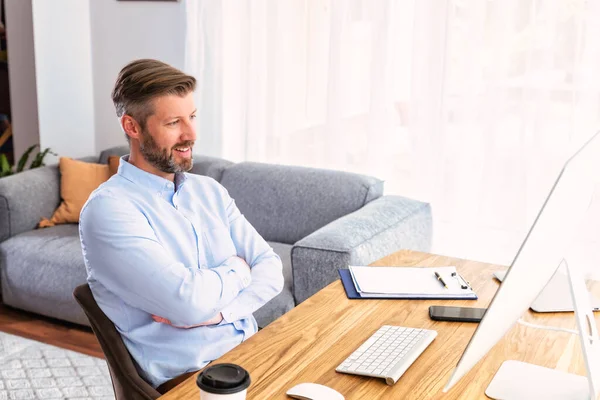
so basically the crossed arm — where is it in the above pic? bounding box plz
[151,256,250,328]
[79,188,284,329]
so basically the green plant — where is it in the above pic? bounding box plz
[0,145,57,178]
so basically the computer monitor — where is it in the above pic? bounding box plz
[444,131,600,399]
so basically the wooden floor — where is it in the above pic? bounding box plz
[0,302,103,359]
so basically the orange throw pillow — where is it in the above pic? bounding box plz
[38,156,120,228]
[108,155,120,176]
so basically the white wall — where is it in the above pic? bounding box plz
[31,0,95,162]
[5,0,40,161]
[6,1,188,159]
[89,0,187,153]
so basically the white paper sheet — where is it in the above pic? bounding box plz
[349,266,476,299]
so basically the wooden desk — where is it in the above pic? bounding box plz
[160,250,597,399]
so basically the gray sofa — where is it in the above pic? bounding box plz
[0,146,432,328]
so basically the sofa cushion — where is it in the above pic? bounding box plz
[189,156,235,181]
[98,145,233,181]
[98,145,129,164]
[0,165,62,242]
[220,162,384,244]
[253,242,294,328]
[39,157,120,227]
[0,224,89,326]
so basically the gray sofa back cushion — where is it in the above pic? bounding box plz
[220,162,384,244]
[189,156,235,181]
[0,165,61,242]
[98,145,129,164]
[98,145,233,181]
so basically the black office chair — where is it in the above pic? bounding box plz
[73,284,161,400]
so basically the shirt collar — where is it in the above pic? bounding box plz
[117,155,188,193]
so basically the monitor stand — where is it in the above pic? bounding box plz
[485,360,589,399]
[493,269,600,313]
[486,260,600,400]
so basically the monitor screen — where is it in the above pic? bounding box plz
[444,131,600,393]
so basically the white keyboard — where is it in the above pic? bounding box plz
[336,325,437,385]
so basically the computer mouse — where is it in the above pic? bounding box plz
[286,382,345,400]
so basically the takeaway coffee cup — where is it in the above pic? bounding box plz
[196,363,251,400]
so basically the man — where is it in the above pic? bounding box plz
[79,59,284,392]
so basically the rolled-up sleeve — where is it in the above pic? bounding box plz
[218,188,284,323]
[79,192,252,327]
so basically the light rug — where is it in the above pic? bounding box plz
[0,331,114,400]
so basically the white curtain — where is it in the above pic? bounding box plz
[185,0,600,269]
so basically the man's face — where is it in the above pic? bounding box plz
[139,92,197,174]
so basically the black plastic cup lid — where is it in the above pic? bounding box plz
[196,363,251,395]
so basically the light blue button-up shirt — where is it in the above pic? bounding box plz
[79,156,284,388]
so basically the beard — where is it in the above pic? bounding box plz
[139,128,194,174]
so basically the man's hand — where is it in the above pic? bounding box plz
[152,312,224,328]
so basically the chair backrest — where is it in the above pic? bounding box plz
[73,284,160,400]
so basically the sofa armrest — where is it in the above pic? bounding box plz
[0,165,61,242]
[291,195,432,304]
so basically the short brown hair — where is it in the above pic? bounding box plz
[111,59,196,133]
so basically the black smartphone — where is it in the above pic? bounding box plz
[428,306,486,323]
